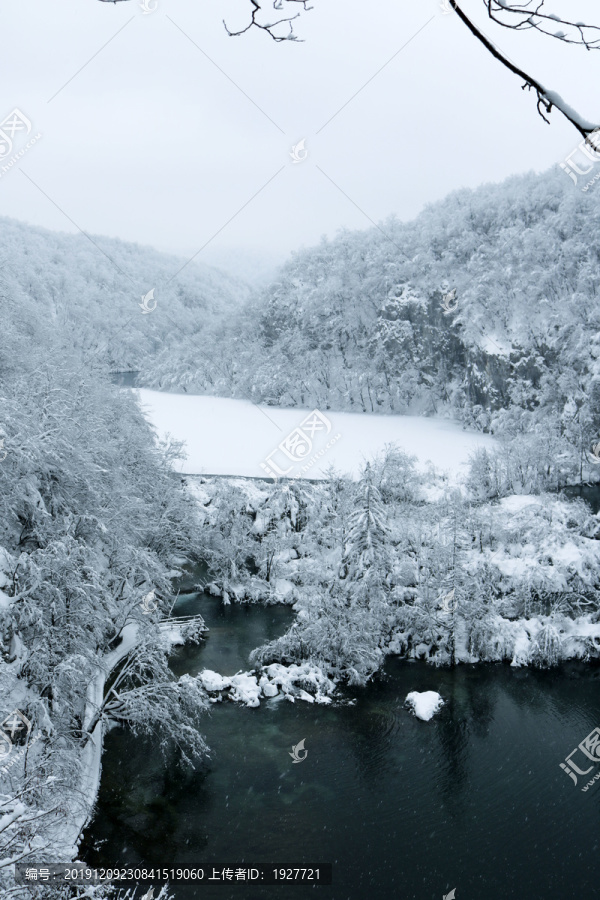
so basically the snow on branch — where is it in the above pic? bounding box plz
[104,673,209,766]
[221,0,599,138]
[451,1,599,138]
[0,783,62,878]
[484,1,600,49]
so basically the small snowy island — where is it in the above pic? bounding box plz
[405,690,445,721]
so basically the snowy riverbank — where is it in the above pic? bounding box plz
[0,602,204,867]
[59,617,205,857]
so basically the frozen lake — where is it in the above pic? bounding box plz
[133,389,496,480]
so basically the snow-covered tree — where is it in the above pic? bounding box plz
[87,634,209,767]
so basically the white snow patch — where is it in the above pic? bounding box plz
[8,633,26,663]
[273,578,295,598]
[511,626,534,667]
[262,662,337,700]
[198,662,337,706]
[543,89,597,132]
[498,495,542,513]
[260,680,279,698]
[159,626,188,647]
[0,546,14,590]
[405,690,444,721]
[480,334,511,357]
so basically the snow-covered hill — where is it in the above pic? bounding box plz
[0,215,249,373]
[141,166,600,465]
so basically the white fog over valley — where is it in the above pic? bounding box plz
[1,3,600,900]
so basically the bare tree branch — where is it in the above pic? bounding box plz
[224,0,313,42]
[92,0,599,140]
[451,1,599,139]
[484,1,600,49]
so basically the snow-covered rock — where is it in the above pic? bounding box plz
[229,673,261,707]
[297,689,314,703]
[197,662,338,707]
[199,669,230,692]
[259,677,279,698]
[261,662,337,701]
[405,690,444,721]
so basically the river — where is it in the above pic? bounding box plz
[81,564,600,900]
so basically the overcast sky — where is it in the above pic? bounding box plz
[1,0,599,276]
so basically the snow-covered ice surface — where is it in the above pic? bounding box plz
[134,389,495,480]
[405,690,445,721]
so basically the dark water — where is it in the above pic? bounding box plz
[82,587,600,900]
[562,482,600,514]
[110,371,140,388]
[109,372,203,395]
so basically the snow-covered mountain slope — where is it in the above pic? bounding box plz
[0,215,250,373]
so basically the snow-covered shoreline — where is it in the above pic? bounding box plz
[188,469,600,676]
[51,618,203,860]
